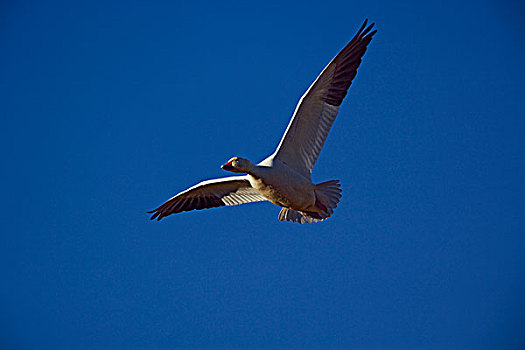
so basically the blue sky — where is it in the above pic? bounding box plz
[1,0,524,348]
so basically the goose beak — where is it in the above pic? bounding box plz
[221,160,234,171]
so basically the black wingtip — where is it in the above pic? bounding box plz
[361,21,376,37]
[147,209,161,221]
[358,19,368,34]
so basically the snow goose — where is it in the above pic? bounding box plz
[149,20,376,223]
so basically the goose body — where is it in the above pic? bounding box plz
[247,158,314,210]
[149,20,376,223]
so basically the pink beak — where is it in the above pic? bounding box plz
[221,160,235,171]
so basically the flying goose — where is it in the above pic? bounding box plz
[149,20,376,223]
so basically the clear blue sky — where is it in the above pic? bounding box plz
[2,0,524,348]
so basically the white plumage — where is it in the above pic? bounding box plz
[149,20,376,223]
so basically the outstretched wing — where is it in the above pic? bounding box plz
[148,176,267,220]
[272,20,376,176]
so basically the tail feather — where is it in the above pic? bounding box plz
[314,180,342,217]
[278,180,342,224]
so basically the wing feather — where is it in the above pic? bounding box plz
[148,176,266,220]
[272,20,376,176]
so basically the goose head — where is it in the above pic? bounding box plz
[221,157,253,173]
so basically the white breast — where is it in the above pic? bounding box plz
[249,158,315,209]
